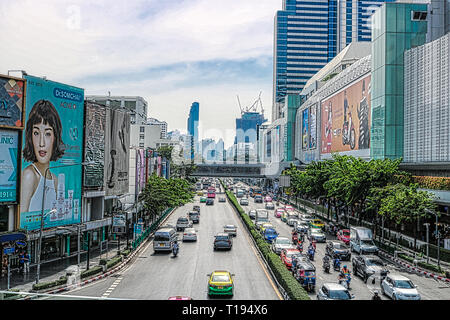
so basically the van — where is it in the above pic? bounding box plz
[350,227,378,255]
[236,189,244,198]
[256,209,269,224]
[153,227,178,252]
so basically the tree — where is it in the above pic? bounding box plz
[156,146,174,162]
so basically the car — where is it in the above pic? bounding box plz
[326,240,351,261]
[213,233,233,250]
[287,217,299,227]
[264,196,272,203]
[206,198,214,205]
[259,222,274,233]
[337,229,350,245]
[182,228,198,242]
[193,205,201,214]
[200,196,207,203]
[265,202,275,210]
[263,228,278,243]
[381,274,420,300]
[239,197,249,206]
[188,211,200,224]
[352,255,389,283]
[224,224,237,237]
[271,237,296,255]
[254,195,263,203]
[280,211,288,222]
[207,270,234,297]
[294,221,310,234]
[197,191,204,196]
[316,283,355,300]
[293,260,316,292]
[299,214,314,223]
[176,217,192,231]
[310,219,325,229]
[219,197,226,202]
[284,205,294,213]
[280,248,301,270]
[275,208,285,218]
[248,210,257,220]
[308,228,326,242]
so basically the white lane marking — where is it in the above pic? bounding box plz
[102,276,123,297]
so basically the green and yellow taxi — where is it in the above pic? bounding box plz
[207,270,234,297]
[197,191,204,196]
[281,211,288,222]
[200,196,207,203]
[310,219,325,229]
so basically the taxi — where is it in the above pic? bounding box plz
[260,223,274,234]
[275,208,285,218]
[200,196,207,203]
[207,270,234,297]
[281,211,289,222]
[310,219,325,229]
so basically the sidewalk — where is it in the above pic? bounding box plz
[0,240,123,292]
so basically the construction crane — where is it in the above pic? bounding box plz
[236,91,264,116]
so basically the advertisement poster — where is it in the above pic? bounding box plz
[135,149,145,195]
[104,108,130,196]
[20,75,84,230]
[0,75,25,128]
[321,75,371,154]
[0,130,18,202]
[301,108,309,150]
[84,102,106,188]
[309,105,317,149]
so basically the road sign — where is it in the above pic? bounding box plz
[3,246,15,255]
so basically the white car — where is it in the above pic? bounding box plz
[287,217,299,227]
[224,224,237,237]
[182,228,198,241]
[265,202,275,210]
[271,237,296,255]
[381,274,421,300]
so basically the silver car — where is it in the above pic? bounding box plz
[381,274,421,300]
[248,210,257,220]
[308,228,326,242]
[317,283,355,300]
[271,237,296,255]
[240,198,249,206]
[176,217,192,231]
[265,202,275,210]
[224,224,237,237]
[182,228,198,242]
[287,217,299,227]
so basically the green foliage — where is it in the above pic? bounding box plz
[80,266,103,279]
[32,276,67,291]
[156,146,173,161]
[106,256,123,269]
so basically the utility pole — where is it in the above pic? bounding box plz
[423,223,430,264]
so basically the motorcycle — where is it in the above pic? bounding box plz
[323,257,331,273]
[172,244,179,257]
[333,257,341,271]
[292,232,299,244]
[297,242,303,253]
[342,110,356,150]
[307,248,315,261]
[338,272,351,289]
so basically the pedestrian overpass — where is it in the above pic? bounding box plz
[190,163,266,178]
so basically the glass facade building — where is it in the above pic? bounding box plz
[273,0,393,122]
[187,102,199,160]
[370,2,428,160]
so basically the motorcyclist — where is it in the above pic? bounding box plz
[310,239,317,250]
[333,256,341,270]
[307,244,315,260]
[372,290,381,300]
[341,265,350,276]
[323,254,331,272]
[172,241,179,256]
[297,240,303,253]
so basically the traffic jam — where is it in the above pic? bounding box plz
[231,181,424,301]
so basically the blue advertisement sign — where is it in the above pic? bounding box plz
[20,75,84,231]
[0,130,18,202]
[302,108,309,150]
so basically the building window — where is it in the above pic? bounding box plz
[411,11,427,21]
[140,134,145,140]
[140,126,145,133]
[139,143,144,148]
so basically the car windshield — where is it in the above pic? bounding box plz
[225,225,235,229]
[286,251,299,257]
[329,290,352,300]
[178,218,188,222]
[303,215,313,219]
[265,229,277,235]
[333,243,346,249]
[343,231,350,236]
[276,238,291,245]
[154,234,170,241]
[215,235,230,240]
[312,230,323,235]
[184,229,195,233]
[367,258,384,266]
[212,275,230,282]
[361,239,375,246]
[394,280,415,289]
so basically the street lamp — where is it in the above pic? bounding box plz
[423,223,430,264]
[425,208,441,269]
[35,161,94,284]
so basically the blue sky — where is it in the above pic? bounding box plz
[0,0,280,148]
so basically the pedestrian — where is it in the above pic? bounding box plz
[24,251,31,274]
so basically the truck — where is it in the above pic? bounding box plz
[350,227,378,255]
[255,209,269,224]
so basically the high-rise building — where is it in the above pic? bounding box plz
[147,117,168,139]
[235,111,267,163]
[272,0,394,121]
[187,102,199,159]
[86,95,148,125]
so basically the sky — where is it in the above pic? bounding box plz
[0,0,281,149]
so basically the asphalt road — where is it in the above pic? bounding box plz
[235,182,450,300]
[61,185,282,300]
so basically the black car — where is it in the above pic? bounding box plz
[352,255,389,283]
[326,241,351,261]
[193,205,201,214]
[188,211,200,224]
[206,198,214,205]
[254,195,263,203]
[213,233,233,250]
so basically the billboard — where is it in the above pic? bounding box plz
[301,108,309,150]
[20,75,84,230]
[0,130,18,202]
[104,108,130,196]
[0,75,25,129]
[309,105,317,149]
[135,149,145,195]
[321,75,371,154]
[83,101,106,188]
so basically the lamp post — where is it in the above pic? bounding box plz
[423,223,430,264]
[35,161,94,284]
[425,209,440,268]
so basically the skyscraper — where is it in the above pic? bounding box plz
[272,0,394,121]
[187,102,199,160]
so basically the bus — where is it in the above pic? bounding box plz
[207,186,216,198]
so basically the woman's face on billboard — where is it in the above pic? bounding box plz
[32,121,54,164]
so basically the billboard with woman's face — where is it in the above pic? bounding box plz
[320,75,371,154]
[20,75,84,231]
